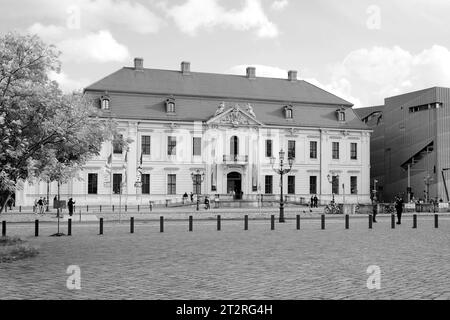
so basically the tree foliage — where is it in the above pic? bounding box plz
[0,32,122,212]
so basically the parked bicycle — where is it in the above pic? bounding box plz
[324,202,341,214]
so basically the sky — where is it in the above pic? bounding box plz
[1,0,450,108]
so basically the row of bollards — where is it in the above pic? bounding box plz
[0,214,443,237]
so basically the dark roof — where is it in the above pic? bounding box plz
[85,67,353,106]
[354,105,384,121]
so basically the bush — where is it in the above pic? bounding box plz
[0,236,39,263]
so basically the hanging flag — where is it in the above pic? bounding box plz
[122,150,128,187]
[105,153,112,172]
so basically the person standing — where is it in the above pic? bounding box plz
[310,196,314,208]
[372,199,378,223]
[190,192,194,203]
[395,195,404,224]
[38,197,44,214]
[68,198,75,217]
[314,195,318,208]
[183,192,188,204]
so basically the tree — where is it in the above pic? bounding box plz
[0,32,123,213]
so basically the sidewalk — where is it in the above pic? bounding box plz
[1,206,448,223]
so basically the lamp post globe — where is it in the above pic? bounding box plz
[271,149,294,223]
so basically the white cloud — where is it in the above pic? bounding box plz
[271,0,288,11]
[57,30,130,63]
[48,71,90,93]
[28,24,130,63]
[166,0,279,38]
[330,45,450,106]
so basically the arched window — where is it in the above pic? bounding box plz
[165,97,176,113]
[100,93,110,110]
[230,136,239,156]
[284,105,293,119]
[336,107,346,122]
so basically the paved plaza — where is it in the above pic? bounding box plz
[1,214,449,300]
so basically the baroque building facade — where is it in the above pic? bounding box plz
[16,59,371,206]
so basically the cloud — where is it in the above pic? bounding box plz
[166,0,279,38]
[330,45,450,106]
[48,71,90,93]
[271,0,289,11]
[28,24,130,63]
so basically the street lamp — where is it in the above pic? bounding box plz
[424,174,433,203]
[327,173,339,204]
[191,169,205,211]
[271,149,294,223]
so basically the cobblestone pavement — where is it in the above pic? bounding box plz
[1,215,449,300]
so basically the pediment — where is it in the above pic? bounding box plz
[207,103,264,127]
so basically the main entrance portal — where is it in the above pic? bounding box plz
[227,172,242,200]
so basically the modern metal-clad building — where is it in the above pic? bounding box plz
[356,87,450,203]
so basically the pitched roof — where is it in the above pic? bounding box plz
[354,105,384,121]
[85,67,353,106]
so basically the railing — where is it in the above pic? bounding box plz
[223,155,248,163]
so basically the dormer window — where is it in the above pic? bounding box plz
[284,105,293,119]
[336,107,346,122]
[165,97,176,113]
[100,94,110,110]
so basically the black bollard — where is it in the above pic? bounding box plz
[244,215,248,230]
[160,216,164,233]
[369,214,373,229]
[413,214,417,229]
[35,220,39,237]
[2,221,5,236]
[130,217,134,233]
[99,218,103,235]
[435,214,439,228]
[296,214,300,230]
[271,215,275,230]
[217,215,221,231]
[391,214,395,229]
[321,214,325,230]
[189,216,193,232]
[345,214,349,229]
[68,219,72,236]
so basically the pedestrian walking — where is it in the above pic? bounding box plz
[395,195,403,224]
[68,198,75,216]
[33,199,38,213]
[190,192,194,203]
[204,196,210,210]
[7,198,13,211]
[313,195,318,208]
[372,199,378,222]
[183,192,188,204]
[310,196,314,208]
[38,197,44,214]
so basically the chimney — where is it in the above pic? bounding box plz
[134,57,144,70]
[181,61,190,75]
[246,66,256,79]
[288,70,297,82]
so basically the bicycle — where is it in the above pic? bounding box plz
[324,202,341,214]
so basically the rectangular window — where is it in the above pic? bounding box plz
[141,174,150,194]
[141,136,151,155]
[113,173,122,194]
[332,142,340,159]
[167,174,176,195]
[168,136,176,155]
[332,175,339,194]
[113,134,123,154]
[288,176,295,194]
[265,175,273,194]
[309,176,317,195]
[88,173,98,194]
[193,137,201,156]
[310,141,317,159]
[265,139,272,157]
[350,176,357,194]
[350,143,357,160]
[288,140,296,159]
[192,174,201,194]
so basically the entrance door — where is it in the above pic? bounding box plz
[227,172,242,200]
